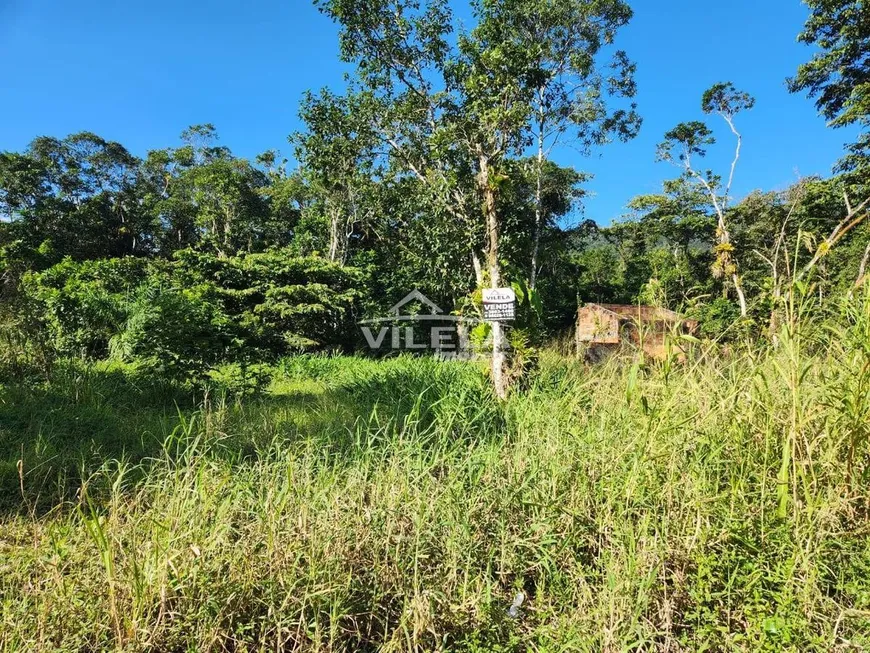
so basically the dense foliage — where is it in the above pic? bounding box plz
[788,0,870,177]
[19,251,361,380]
[2,128,867,367]
[1,0,867,366]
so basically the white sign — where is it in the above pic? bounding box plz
[482,287,517,321]
[482,288,516,304]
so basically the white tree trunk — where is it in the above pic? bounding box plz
[856,239,870,287]
[328,207,341,263]
[733,272,748,317]
[479,153,507,399]
[530,127,544,289]
[472,251,484,287]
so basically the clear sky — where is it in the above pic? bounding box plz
[0,0,857,225]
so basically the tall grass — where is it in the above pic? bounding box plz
[1,291,869,651]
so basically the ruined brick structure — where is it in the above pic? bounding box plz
[576,303,698,361]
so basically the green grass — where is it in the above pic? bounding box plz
[2,296,870,651]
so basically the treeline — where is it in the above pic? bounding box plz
[1,0,868,381]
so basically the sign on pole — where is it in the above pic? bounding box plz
[482,287,517,321]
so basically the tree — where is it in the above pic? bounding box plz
[295,90,379,265]
[789,0,870,289]
[497,158,587,275]
[620,180,716,307]
[788,0,869,176]
[254,151,305,250]
[507,0,640,287]
[658,83,755,317]
[314,0,638,396]
[0,132,154,278]
[141,126,272,257]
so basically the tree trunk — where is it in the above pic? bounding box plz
[530,127,544,289]
[224,206,233,254]
[733,272,748,317]
[471,251,484,287]
[855,239,870,287]
[328,206,341,263]
[478,152,507,399]
[717,221,748,318]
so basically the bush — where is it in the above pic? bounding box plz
[21,257,150,358]
[206,362,273,395]
[21,249,366,378]
[172,248,363,353]
[109,283,237,381]
[687,295,742,340]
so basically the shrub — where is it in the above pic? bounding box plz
[109,282,237,380]
[171,248,364,353]
[21,257,150,358]
[21,250,366,378]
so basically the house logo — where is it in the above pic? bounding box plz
[359,289,481,354]
[386,289,447,320]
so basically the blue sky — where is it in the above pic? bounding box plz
[0,0,856,225]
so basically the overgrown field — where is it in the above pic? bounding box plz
[2,297,870,651]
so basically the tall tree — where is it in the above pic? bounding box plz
[789,0,869,177]
[141,125,271,257]
[505,0,641,287]
[295,90,379,265]
[314,0,638,396]
[658,83,755,317]
[0,132,150,267]
[620,179,716,307]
